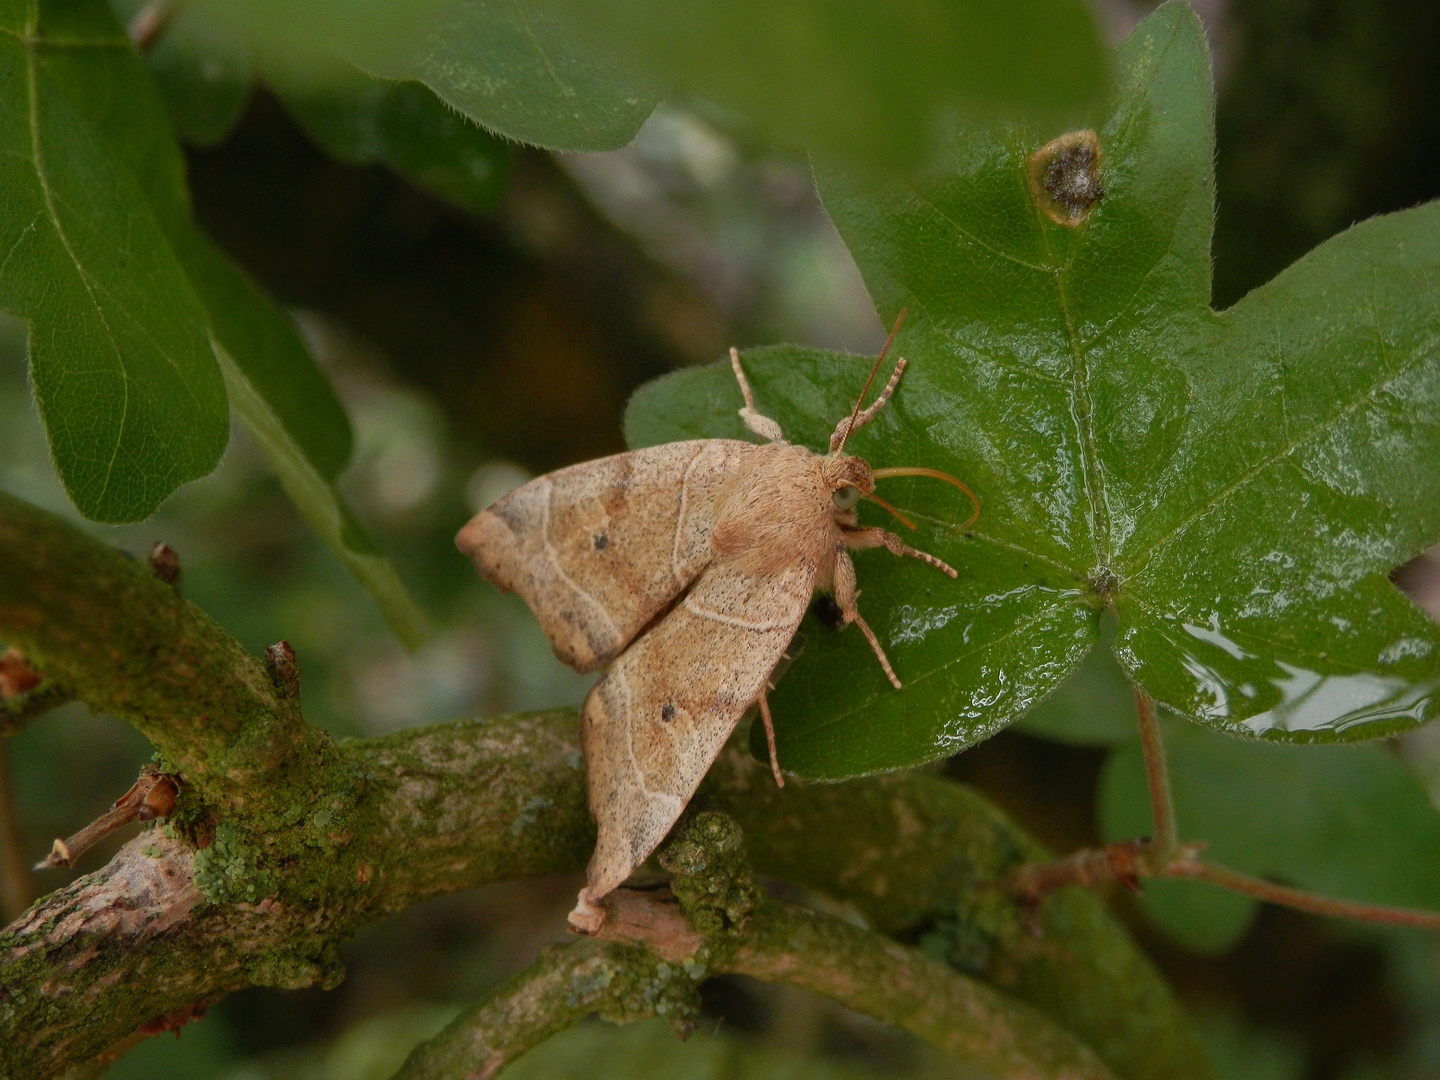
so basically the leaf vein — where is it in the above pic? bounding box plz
[1126,332,1438,576]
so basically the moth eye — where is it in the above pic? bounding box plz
[832,485,861,511]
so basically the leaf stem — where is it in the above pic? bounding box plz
[1134,688,1177,864]
[1013,688,1440,931]
[1013,841,1440,933]
[1169,859,1440,931]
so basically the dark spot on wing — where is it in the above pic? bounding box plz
[661,703,675,722]
[594,533,609,551]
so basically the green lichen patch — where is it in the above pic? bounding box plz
[658,811,763,935]
[193,821,278,904]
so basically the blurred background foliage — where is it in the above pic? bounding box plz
[3,0,1440,1077]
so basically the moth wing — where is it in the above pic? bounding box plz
[456,440,754,673]
[579,557,815,904]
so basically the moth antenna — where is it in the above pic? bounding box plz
[832,309,907,453]
[871,466,981,531]
[730,347,785,442]
[862,492,916,531]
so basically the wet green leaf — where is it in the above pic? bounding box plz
[1014,619,1137,746]
[0,0,228,522]
[1100,718,1440,953]
[627,3,1440,777]
[271,60,509,213]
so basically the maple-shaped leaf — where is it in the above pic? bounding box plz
[626,1,1440,779]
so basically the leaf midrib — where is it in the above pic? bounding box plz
[906,182,1116,575]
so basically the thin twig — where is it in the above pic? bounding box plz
[1013,689,1440,930]
[1013,836,1440,933]
[33,766,177,871]
[1133,688,1176,863]
[1170,860,1440,931]
[0,741,33,921]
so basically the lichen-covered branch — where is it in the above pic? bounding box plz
[0,492,313,807]
[0,493,1205,1080]
[392,937,696,1080]
[728,902,1112,1080]
[398,816,1115,1080]
[0,711,594,1076]
[704,749,1213,1080]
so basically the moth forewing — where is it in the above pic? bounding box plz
[456,342,964,935]
[455,439,753,672]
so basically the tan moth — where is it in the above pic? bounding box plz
[456,319,976,932]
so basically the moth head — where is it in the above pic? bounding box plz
[823,454,874,521]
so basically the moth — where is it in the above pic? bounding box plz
[456,323,975,933]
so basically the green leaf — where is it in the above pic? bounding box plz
[548,0,1108,176]
[1100,718,1440,953]
[110,0,253,146]
[0,0,228,522]
[215,344,430,651]
[195,0,1106,172]
[200,0,662,151]
[626,3,1440,778]
[1014,618,1138,746]
[166,227,429,647]
[5,0,425,644]
[270,59,508,213]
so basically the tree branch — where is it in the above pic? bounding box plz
[0,493,1205,1080]
[398,891,1116,1080]
[392,936,696,1080]
[704,749,1213,1080]
[0,492,314,808]
[397,814,1115,1080]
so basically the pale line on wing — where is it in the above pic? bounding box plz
[539,476,622,645]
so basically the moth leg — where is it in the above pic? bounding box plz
[844,525,957,578]
[756,687,786,788]
[829,356,908,451]
[730,347,786,443]
[834,548,902,689]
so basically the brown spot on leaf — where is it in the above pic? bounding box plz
[1028,130,1104,227]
